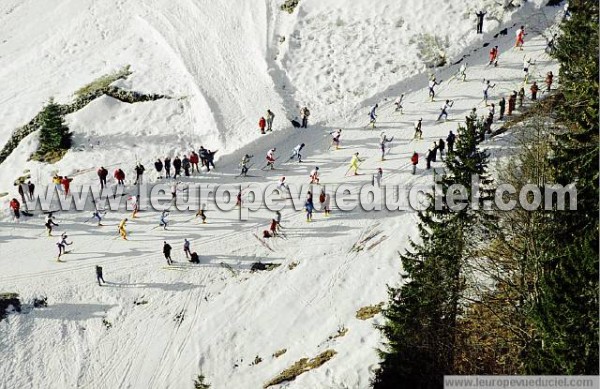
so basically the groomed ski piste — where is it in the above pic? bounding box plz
[0,1,563,388]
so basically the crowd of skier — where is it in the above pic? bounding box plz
[4,14,556,282]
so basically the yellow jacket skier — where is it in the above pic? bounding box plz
[350,152,364,176]
[118,218,128,240]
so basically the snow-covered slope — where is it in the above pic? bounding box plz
[0,0,561,388]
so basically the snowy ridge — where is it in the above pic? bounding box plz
[0,1,562,388]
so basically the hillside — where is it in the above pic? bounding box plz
[0,1,563,388]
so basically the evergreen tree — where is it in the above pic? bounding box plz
[374,122,494,387]
[527,0,599,374]
[37,98,71,156]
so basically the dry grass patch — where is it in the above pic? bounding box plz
[356,302,384,320]
[263,349,337,388]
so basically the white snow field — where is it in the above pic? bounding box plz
[0,0,562,388]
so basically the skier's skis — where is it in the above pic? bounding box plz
[252,233,274,252]
[220,262,239,276]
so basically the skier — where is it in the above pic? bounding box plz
[410,152,419,175]
[61,176,72,195]
[373,168,383,187]
[266,148,276,170]
[17,182,27,205]
[475,10,486,34]
[438,138,446,160]
[239,154,253,177]
[190,151,200,173]
[195,208,207,224]
[518,88,525,108]
[437,100,454,121]
[259,116,267,134]
[206,150,217,171]
[394,94,405,113]
[488,103,496,122]
[91,209,104,226]
[154,159,164,179]
[545,71,553,92]
[465,108,478,132]
[414,118,423,139]
[523,56,533,83]
[322,191,331,216]
[182,155,191,176]
[349,152,364,176]
[379,133,393,160]
[163,241,173,265]
[489,46,499,67]
[530,82,539,100]
[97,166,108,189]
[118,218,128,240]
[369,104,378,128]
[498,97,506,120]
[266,109,275,132]
[426,148,435,170]
[289,143,305,162]
[164,156,172,178]
[330,129,342,150]
[277,176,288,191]
[305,191,314,222]
[275,210,283,229]
[428,77,439,101]
[114,169,125,186]
[170,181,179,200]
[508,91,517,115]
[236,190,242,207]
[269,218,279,237]
[300,106,310,128]
[189,252,200,264]
[483,80,496,106]
[45,212,58,236]
[130,195,139,219]
[515,25,525,50]
[446,131,456,153]
[53,175,62,192]
[159,210,169,230]
[173,156,182,178]
[309,167,320,184]
[134,163,145,185]
[28,181,35,201]
[198,146,208,168]
[56,233,72,261]
[458,62,467,81]
[95,265,106,286]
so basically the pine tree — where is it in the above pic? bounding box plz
[37,98,71,156]
[373,122,495,387]
[526,0,599,374]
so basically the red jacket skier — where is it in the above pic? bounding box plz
[410,152,419,175]
[259,117,267,134]
[114,169,125,185]
[489,46,498,66]
[9,198,20,219]
[61,176,72,195]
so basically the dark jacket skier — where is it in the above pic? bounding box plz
[182,156,191,176]
[163,241,173,265]
[134,164,145,185]
[164,157,172,178]
[173,157,182,178]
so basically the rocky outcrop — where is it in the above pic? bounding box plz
[0,84,170,165]
[0,292,21,321]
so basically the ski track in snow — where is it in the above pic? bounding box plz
[0,1,563,388]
